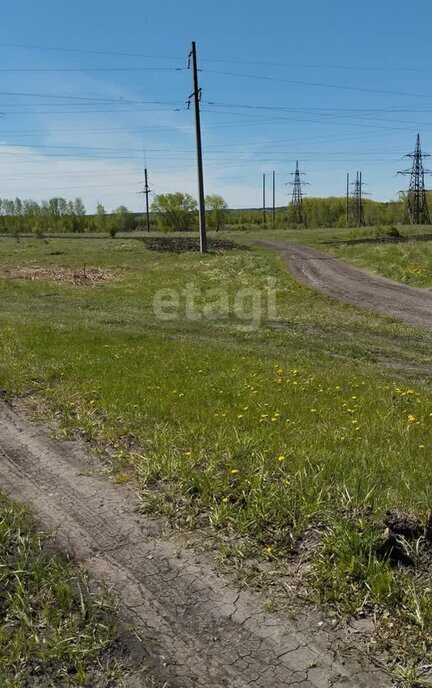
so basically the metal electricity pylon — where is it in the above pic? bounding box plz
[350,171,366,227]
[398,134,431,225]
[289,161,307,225]
[139,168,152,233]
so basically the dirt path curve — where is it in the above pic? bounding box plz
[0,399,392,688]
[259,240,432,331]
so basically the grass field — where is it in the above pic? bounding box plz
[1,233,432,681]
[0,493,147,688]
[326,239,432,287]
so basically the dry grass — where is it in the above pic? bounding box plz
[1,265,114,286]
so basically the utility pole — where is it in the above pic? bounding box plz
[188,41,207,252]
[143,168,151,233]
[262,173,266,226]
[398,133,431,225]
[346,173,350,226]
[272,170,276,228]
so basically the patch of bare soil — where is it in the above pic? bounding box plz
[0,398,391,688]
[141,236,244,253]
[376,510,432,568]
[1,266,114,286]
[324,233,432,247]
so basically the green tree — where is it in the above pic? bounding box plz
[112,205,135,234]
[205,194,228,232]
[151,192,197,232]
[95,202,107,233]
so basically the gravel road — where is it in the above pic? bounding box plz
[260,240,432,331]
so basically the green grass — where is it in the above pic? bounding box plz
[0,493,144,687]
[1,235,432,680]
[326,239,432,288]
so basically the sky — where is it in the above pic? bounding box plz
[0,0,431,211]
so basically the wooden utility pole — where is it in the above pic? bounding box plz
[262,173,266,226]
[189,41,207,253]
[272,170,276,228]
[346,172,350,226]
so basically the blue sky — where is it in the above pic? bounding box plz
[0,0,431,211]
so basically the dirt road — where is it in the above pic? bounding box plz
[260,241,432,331]
[0,399,391,687]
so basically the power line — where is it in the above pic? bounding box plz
[0,67,184,73]
[3,41,432,75]
[203,69,432,100]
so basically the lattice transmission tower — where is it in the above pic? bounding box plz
[350,171,366,227]
[289,161,307,225]
[398,134,431,225]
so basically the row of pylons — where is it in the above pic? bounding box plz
[289,134,431,226]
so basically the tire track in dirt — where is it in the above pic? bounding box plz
[260,240,432,331]
[0,400,392,687]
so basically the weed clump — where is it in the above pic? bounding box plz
[0,494,136,687]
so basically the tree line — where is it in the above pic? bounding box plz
[0,191,428,235]
[0,197,140,236]
[229,197,407,228]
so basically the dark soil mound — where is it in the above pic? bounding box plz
[141,236,244,253]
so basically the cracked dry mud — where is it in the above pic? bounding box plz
[260,240,432,331]
[0,400,392,687]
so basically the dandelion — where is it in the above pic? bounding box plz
[230,469,239,475]
[184,451,192,456]
[277,455,286,462]
[408,414,415,423]
[222,497,229,503]
[265,546,273,553]
[419,444,425,449]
